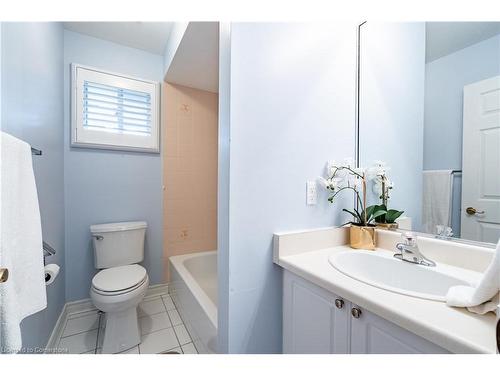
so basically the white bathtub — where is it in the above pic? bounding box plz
[169,251,217,353]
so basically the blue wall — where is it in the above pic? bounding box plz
[225,23,357,353]
[1,22,65,351]
[359,22,426,231]
[63,30,164,301]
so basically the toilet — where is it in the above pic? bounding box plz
[89,221,149,354]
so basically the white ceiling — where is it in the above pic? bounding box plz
[63,22,173,55]
[165,22,219,93]
[426,22,500,62]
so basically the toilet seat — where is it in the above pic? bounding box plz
[92,264,147,296]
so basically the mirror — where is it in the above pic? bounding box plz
[358,22,500,246]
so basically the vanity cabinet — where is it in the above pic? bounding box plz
[283,271,449,354]
[283,270,350,353]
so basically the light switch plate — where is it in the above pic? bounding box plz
[306,180,317,205]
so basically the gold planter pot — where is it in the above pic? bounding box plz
[376,222,399,230]
[349,225,376,250]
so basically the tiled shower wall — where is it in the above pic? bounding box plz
[163,83,218,280]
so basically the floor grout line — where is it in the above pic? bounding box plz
[159,296,182,353]
[94,312,103,353]
[59,327,99,341]
[170,296,195,345]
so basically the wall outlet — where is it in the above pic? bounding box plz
[306,180,317,205]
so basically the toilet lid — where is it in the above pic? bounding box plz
[92,264,147,292]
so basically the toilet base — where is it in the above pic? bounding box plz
[101,308,141,354]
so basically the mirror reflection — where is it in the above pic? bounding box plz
[359,22,500,245]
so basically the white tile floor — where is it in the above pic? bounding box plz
[56,293,198,354]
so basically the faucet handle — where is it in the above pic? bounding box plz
[401,232,417,246]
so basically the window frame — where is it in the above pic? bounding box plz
[71,63,161,153]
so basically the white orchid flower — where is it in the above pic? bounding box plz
[330,177,343,189]
[319,174,344,191]
[317,176,329,189]
[366,168,377,180]
[366,160,391,180]
[372,179,382,195]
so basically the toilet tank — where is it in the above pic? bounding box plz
[90,221,147,269]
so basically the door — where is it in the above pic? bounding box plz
[462,76,500,243]
[349,306,448,354]
[283,271,349,354]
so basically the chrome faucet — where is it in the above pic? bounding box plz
[394,232,436,267]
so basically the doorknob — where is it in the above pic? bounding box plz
[0,268,9,283]
[466,207,485,215]
[334,298,344,309]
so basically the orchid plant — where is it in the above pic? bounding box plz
[319,159,404,226]
[367,161,393,207]
[318,158,386,226]
[366,161,403,224]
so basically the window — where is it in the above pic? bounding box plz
[71,64,160,152]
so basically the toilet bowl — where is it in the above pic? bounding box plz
[90,264,149,354]
[89,221,149,354]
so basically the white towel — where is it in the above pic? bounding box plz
[446,239,500,315]
[0,132,47,353]
[422,170,453,234]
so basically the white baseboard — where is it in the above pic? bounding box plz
[45,282,169,352]
[45,303,70,353]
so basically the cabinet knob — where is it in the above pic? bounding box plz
[351,307,362,319]
[334,298,344,309]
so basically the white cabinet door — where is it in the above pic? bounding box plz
[283,271,349,353]
[349,305,449,354]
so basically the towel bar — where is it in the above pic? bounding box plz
[43,241,56,257]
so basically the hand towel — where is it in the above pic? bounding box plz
[446,238,500,315]
[0,131,47,353]
[422,170,453,234]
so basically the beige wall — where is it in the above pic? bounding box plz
[163,83,218,280]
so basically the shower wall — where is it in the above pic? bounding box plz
[163,83,218,280]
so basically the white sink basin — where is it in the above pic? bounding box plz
[329,250,480,301]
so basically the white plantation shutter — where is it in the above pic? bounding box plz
[72,64,160,152]
[83,81,152,136]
